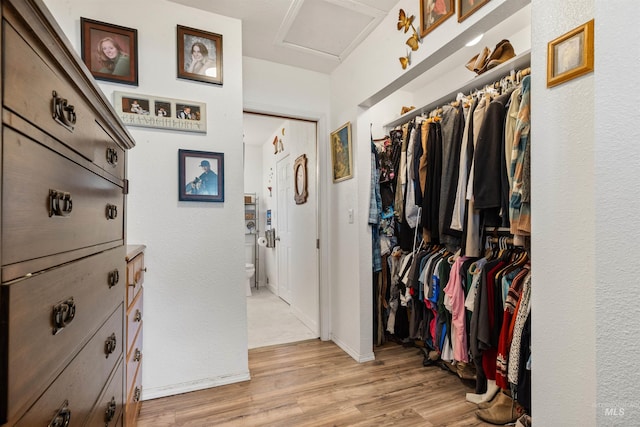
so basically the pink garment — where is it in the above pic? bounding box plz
[443,256,469,362]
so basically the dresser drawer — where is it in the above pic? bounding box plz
[86,361,124,427]
[2,126,124,267]
[1,247,124,423]
[126,252,145,306]
[14,305,124,426]
[125,370,143,427]
[127,290,143,356]
[126,325,143,399]
[3,20,125,180]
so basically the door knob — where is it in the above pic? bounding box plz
[275,236,280,241]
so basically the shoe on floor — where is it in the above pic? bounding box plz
[475,391,525,425]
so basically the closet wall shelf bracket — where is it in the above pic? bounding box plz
[383,49,531,130]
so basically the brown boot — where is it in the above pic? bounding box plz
[475,391,525,425]
[465,46,490,73]
[477,389,501,409]
[485,39,516,71]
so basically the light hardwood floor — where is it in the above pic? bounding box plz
[137,339,494,426]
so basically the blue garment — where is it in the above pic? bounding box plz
[370,140,383,272]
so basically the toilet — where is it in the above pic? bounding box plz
[245,263,255,296]
[245,243,255,296]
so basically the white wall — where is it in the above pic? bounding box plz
[44,0,248,399]
[593,1,640,424]
[531,1,596,424]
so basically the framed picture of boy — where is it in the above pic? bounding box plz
[80,18,138,85]
[177,25,223,85]
[179,150,225,202]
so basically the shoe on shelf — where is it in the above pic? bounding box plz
[483,39,516,73]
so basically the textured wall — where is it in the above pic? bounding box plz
[594,1,640,424]
[531,0,596,424]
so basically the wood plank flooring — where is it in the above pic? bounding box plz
[137,339,495,426]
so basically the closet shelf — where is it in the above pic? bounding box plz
[383,49,531,129]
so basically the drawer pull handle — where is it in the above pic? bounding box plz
[106,147,119,166]
[105,333,117,358]
[48,399,71,427]
[106,204,118,220]
[105,396,117,424]
[108,269,120,288]
[134,348,142,362]
[49,189,73,217]
[52,298,76,335]
[134,386,141,403]
[134,309,142,322]
[52,90,76,132]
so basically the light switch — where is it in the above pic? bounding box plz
[348,208,354,224]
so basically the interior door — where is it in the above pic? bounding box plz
[276,154,292,304]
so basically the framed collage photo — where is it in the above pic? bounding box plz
[81,17,138,85]
[179,150,224,202]
[420,0,454,38]
[457,0,491,23]
[547,20,594,88]
[330,122,353,183]
[114,91,207,133]
[177,25,223,85]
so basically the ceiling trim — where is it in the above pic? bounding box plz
[274,0,386,62]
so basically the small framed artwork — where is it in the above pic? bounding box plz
[177,25,223,85]
[420,0,454,38]
[547,19,594,88]
[114,91,207,133]
[330,122,353,183]
[80,18,138,85]
[457,0,491,23]
[179,149,224,202]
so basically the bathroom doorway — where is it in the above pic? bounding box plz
[243,112,319,348]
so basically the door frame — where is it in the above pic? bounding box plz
[244,104,330,342]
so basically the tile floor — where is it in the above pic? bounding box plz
[246,285,317,349]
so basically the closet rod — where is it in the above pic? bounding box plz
[383,49,531,130]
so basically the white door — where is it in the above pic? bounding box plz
[276,154,292,304]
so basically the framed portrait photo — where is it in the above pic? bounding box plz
[177,25,223,85]
[330,122,353,183]
[179,149,224,202]
[457,0,491,23]
[80,18,138,85]
[420,0,454,38]
[547,19,594,88]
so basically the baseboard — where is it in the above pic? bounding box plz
[141,371,251,401]
[291,305,319,336]
[331,335,375,363]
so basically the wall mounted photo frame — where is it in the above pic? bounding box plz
[294,154,308,205]
[420,0,454,38]
[457,0,491,23]
[80,18,138,86]
[547,19,594,88]
[177,25,223,85]
[179,149,224,202]
[330,122,353,183]
[113,91,207,133]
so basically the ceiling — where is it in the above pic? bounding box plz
[166,0,399,146]
[167,0,398,74]
[167,0,530,147]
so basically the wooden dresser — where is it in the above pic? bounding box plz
[0,0,135,426]
[125,245,145,426]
